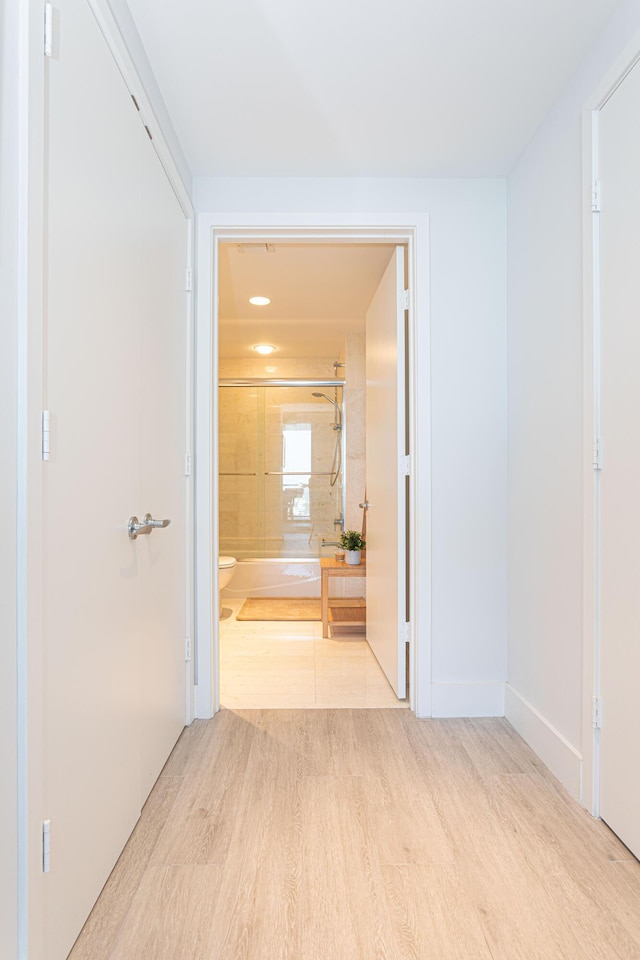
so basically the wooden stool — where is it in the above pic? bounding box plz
[320,557,366,638]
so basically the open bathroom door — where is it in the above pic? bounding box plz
[365,246,407,698]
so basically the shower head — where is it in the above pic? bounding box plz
[311,391,339,408]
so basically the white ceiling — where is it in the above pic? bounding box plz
[126,0,619,178]
[219,243,395,358]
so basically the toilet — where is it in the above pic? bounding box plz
[218,556,237,591]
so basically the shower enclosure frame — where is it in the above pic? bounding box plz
[218,378,346,557]
[195,214,431,720]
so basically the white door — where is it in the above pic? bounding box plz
[365,246,407,698]
[599,59,640,859]
[139,141,190,800]
[44,0,188,955]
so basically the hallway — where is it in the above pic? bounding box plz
[68,710,640,959]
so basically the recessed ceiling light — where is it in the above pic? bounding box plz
[249,296,271,306]
[253,344,276,355]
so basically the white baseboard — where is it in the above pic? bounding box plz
[430,681,505,718]
[505,684,582,801]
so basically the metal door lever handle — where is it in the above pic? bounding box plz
[143,513,171,529]
[359,501,370,510]
[128,514,171,540]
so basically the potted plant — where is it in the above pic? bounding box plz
[339,530,366,565]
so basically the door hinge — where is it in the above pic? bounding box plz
[42,820,51,873]
[44,3,54,57]
[403,454,411,476]
[402,289,410,311]
[593,437,602,470]
[184,453,192,477]
[185,637,192,662]
[592,178,600,213]
[185,268,193,292]
[42,410,51,461]
[402,622,411,645]
[592,695,602,729]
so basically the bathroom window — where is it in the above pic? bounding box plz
[282,424,311,519]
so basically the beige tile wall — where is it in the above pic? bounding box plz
[219,357,336,379]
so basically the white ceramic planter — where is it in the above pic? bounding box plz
[345,550,362,565]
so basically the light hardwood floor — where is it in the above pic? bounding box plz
[219,598,404,709]
[69,710,640,960]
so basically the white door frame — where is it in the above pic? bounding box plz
[195,213,431,719]
[581,31,640,816]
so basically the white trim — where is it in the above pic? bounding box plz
[588,26,640,111]
[15,4,37,955]
[431,682,505,718]
[581,34,640,818]
[22,4,47,956]
[506,685,583,801]
[581,107,600,817]
[195,213,432,719]
[85,0,192,216]
[184,217,195,724]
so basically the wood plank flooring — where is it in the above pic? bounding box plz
[68,711,640,960]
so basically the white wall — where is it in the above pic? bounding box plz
[507,0,640,799]
[1,0,21,953]
[195,177,508,716]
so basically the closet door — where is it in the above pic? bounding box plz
[43,0,189,955]
[139,139,189,799]
[599,59,640,859]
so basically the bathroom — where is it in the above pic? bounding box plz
[216,241,406,709]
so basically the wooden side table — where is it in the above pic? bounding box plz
[320,557,366,639]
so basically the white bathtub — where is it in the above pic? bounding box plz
[220,558,365,600]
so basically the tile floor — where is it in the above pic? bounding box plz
[219,598,406,709]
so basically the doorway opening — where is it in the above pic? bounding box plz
[194,216,430,719]
[216,241,404,709]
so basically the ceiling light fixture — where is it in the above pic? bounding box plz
[249,296,271,306]
[253,344,276,355]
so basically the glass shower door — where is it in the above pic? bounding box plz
[218,383,344,558]
[264,386,343,557]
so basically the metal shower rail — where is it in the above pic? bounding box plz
[218,379,345,387]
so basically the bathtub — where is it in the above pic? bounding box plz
[220,558,365,600]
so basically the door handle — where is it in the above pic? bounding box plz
[128,514,171,540]
[143,513,171,529]
[359,501,370,510]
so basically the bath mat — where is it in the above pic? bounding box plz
[236,597,321,621]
